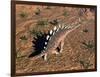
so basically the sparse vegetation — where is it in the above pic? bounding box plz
[49,19,59,25]
[82,28,89,33]
[16,50,26,58]
[20,35,27,40]
[19,11,28,18]
[79,8,86,16]
[16,50,24,58]
[45,6,51,9]
[30,29,42,36]
[16,5,96,73]
[90,8,95,12]
[34,8,41,15]
[79,60,93,69]
[16,50,21,58]
[63,11,68,16]
[36,19,48,27]
[81,40,95,51]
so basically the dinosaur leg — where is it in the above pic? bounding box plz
[59,40,64,53]
[42,54,47,61]
[51,49,59,55]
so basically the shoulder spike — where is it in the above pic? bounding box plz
[61,25,64,29]
[46,35,50,40]
[64,26,69,29]
[53,32,55,35]
[61,24,64,29]
[56,28,59,32]
[50,30,53,35]
[58,24,61,28]
[68,26,72,29]
[54,26,57,31]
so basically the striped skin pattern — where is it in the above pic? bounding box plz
[30,23,81,61]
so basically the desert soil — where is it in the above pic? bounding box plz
[15,4,96,74]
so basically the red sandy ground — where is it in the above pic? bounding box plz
[15,4,96,74]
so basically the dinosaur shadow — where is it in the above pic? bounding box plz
[29,32,48,58]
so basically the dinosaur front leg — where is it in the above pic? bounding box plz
[59,40,64,53]
[42,53,47,61]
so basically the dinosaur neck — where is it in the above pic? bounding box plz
[65,24,81,36]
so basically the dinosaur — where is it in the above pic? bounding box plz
[30,19,81,61]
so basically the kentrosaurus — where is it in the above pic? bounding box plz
[30,20,81,61]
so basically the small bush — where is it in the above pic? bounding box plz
[63,11,68,16]
[19,12,28,18]
[30,29,42,36]
[82,28,89,33]
[16,50,21,58]
[16,50,26,58]
[79,60,93,69]
[78,8,86,16]
[34,8,41,15]
[90,8,95,12]
[20,35,27,40]
[36,19,48,27]
[45,6,51,9]
[81,40,95,51]
[49,19,59,25]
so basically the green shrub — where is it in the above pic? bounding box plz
[49,19,59,25]
[82,28,89,33]
[63,11,68,16]
[19,12,28,18]
[34,8,41,15]
[45,6,51,9]
[20,35,27,40]
[79,60,93,69]
[36,19,48,27]
[30,29,42,36]
[81,40,95,51]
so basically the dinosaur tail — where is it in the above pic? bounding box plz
[29,51,46,60]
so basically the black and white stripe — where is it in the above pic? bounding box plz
[43,24,72,51]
